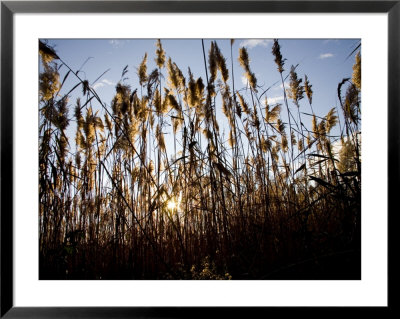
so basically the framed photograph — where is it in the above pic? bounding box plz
[1,1,395,317]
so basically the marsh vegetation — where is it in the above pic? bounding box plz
[39,39,361,279]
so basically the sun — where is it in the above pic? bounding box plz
[167,199,178,211]
[166,193,182,212]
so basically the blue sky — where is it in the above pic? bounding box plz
[43,38,360,157]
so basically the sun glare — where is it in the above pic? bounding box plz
[167,199,178,211]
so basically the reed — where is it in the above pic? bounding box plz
[39,39,361,280]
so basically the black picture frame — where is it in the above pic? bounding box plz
[1,1,396,317]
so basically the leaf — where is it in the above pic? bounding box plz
[170,115,184,120]
[80,96,95,111]
[308,175,334,190]
[50,162,58,190]
[92,68,111,85]
[308,153,338,161]
[60,70,71,89]
[294,163,306,175]
[189,141,197,149]
[64,82,82,97]
[337,78,350,107]
[308,153,330,159]
[122,65,129,78]
[310,158,328,167]
[346,42,361,61]
[64,246,74,256]
[340,171,359,177]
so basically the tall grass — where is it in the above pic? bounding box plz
[39,39,361,279]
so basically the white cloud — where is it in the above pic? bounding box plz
[272,81,289,91]
[267,96,284,104]
[91,79,115,90]
[109,39,121,47]
[239,39,272,49]
[319,53,334,59]
[323,39,340,44]
[241,76,248,86]
[109,39,130,48]
[92,82,105,90]
[102,79,115,86]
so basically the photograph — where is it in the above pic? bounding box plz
[38,38,362,280]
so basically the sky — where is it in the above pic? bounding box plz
[41,38,360,159]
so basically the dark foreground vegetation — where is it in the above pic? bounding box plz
[39,39,361,279]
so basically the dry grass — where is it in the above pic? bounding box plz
[39,39,361,280]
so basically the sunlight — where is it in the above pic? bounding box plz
[166,198,178,211]
[166,192,182,212]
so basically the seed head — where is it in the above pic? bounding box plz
[272,39,285,74]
